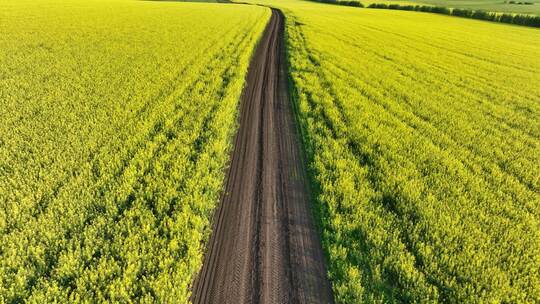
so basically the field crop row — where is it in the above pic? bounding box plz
[248,0,540,302]
[0,0,269,302]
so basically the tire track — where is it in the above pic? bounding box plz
[191,9,334,304]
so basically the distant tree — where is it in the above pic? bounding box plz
[452,8,473,17]
[366,2,540,27]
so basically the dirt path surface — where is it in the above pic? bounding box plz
[191,9,334,304]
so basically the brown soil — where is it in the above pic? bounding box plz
[191,9,334,304]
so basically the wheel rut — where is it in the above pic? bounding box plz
[191,9,334,304]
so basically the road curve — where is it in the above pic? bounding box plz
[191,8,334,304]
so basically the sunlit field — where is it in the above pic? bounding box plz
[0,0,269,302]
[245,0,540,302]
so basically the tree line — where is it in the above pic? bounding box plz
[367,3,540,27]
[307,0,539,27]
[313,0,364,7]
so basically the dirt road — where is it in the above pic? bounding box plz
[191,9,334,304]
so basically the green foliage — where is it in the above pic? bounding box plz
[311,0,364,8]
[506,0,535,4]
[244,0,540,302]
[368,3,540,27]
[364,0,540,15]
[0,0,270,302]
